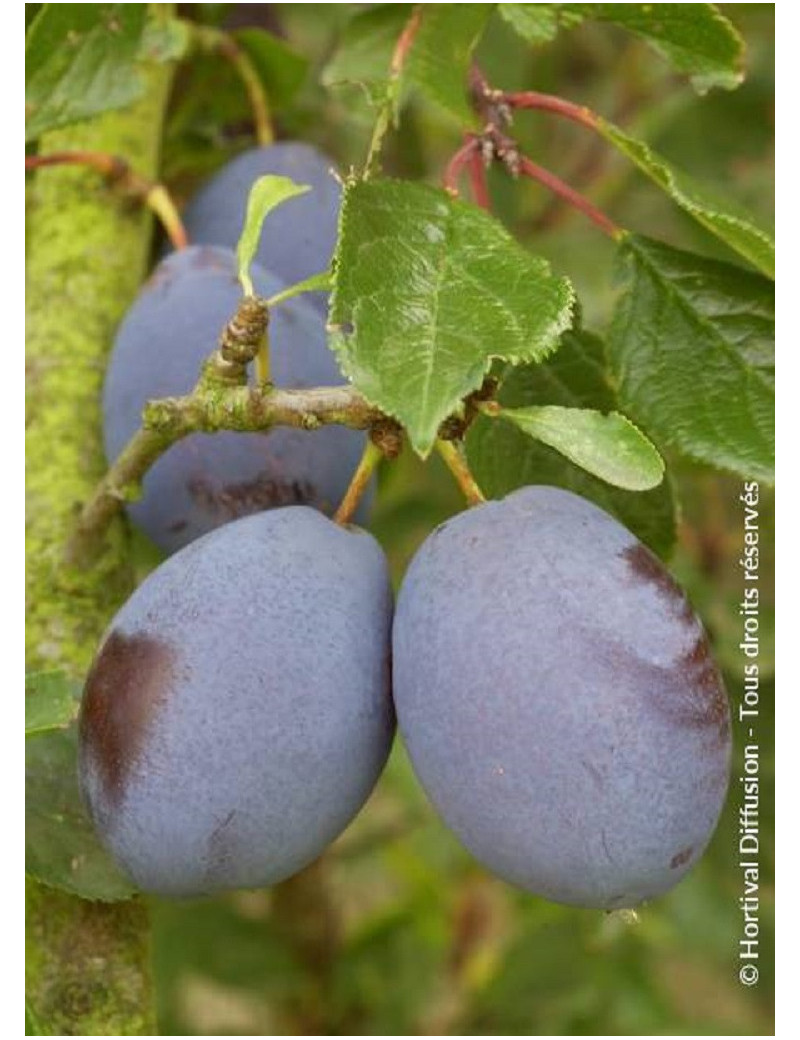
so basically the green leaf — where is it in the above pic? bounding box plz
[26,723,136,902]
[25,671,79,736]
[499,4,744,93]
[322,5,411,104]
[267,270,332,309]
[498,4,562,45]
[607,235,774,482]
[322,4,492,123]
[330,179,575,457]
[573,4,744,93]
[404,4,494,124]
[25,4,149,141]
[235,28,309,109]
[496,405,664,490]
[139,14,191,64]
[598,120,775,277]
[25,4,43,31]
[466,329,678,557]
[237,176,311,296]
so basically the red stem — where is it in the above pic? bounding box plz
[516,156,621,239]
[467,148,490,210]
[503,90,599,131]
[26,151,124,177]
[26,151,188,251]
[443,136,480,197]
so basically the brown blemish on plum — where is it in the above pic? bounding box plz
[622,542,695,624]
[675,632,731,737]
[79,630,176,806]
[670,846,694,869]
[187,471,327,520]
[617,544,731,743]
[622,543,685,605]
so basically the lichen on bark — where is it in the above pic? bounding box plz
[26,56,172,1034]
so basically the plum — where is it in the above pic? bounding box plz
[78,507,394,897]
[392,485,731,909]
[103,245,369,554]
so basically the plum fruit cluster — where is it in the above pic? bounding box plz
[104,143,365,554]
[79,485,731,908]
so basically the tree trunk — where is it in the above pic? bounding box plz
[26,51,172,1034]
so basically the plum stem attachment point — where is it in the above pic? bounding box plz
[333,439,384,526]
[190,25,273,146]
[25,152,189,250]
[436,439,486,507]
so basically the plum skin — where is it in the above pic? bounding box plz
[103,245,370,554]
[391,485,732,910]
[78,507,394,897]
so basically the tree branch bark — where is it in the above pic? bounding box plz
[25,30,174,1035]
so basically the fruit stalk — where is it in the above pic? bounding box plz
[334,438,385,525]
[25,39,174,1036]
[436,438,486,506]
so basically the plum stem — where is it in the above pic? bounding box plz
[436,439,486,507]
[334,439,384,526]
[190,25,274,146]
[25,152,189,250]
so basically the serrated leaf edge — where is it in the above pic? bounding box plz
[611,237,775,484]
[603,125,774,278]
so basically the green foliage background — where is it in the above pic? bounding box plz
[26,3,774,1035]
